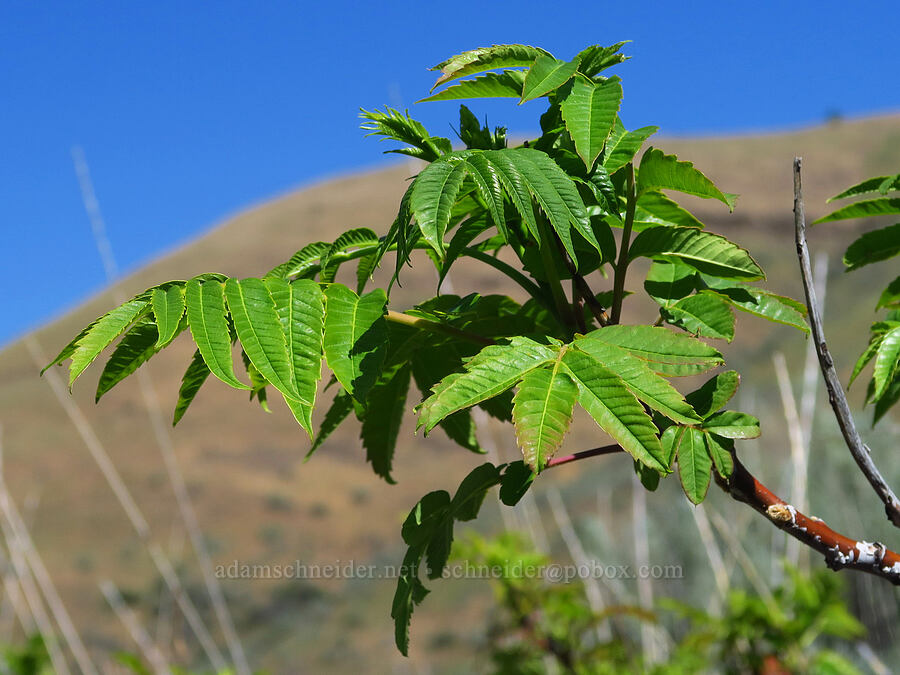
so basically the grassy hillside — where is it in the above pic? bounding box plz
[1,114,899,672]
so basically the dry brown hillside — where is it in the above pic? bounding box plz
[1,113,899,673]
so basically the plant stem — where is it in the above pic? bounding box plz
[542,439,900,585]
[385,310,495,346]
[536,214,576,331]
[610,163,636,325]
[792,157,900,527]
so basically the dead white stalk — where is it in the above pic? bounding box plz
[26,338,227,672]
[0,513,70,674]
[0,544,34,641]
[545,487,611,643]
[773,352,807,570]
[100,580,172,675]
[707,510,778,615]
[631,474,667,664]
[687,503,729,608]
[72,147,250,675]
[0,429,97,675]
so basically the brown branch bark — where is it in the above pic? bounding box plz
[792,157,900,527]
[545,443,900,585]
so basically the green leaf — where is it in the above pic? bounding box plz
[850,333,882,387]
[95,318,161,401]
[703,411,760,439]
[486,148,597,262]
[842,222,900,271]
[356,252,378,294]
[828,174,900,201]
[635,190,705,229]
[664,292,735,341]
[307,390,355,458]
[173,349,211,425]
[241,350,270,413]
[419,71,527,103]
[499,461,535,506]
[703,282,808,333]
[185,279,250,390]
[429,44,550,90]
[873,326,900,399]
[323,285,388,402]
[319,227,380,283]
[637,147,737,210]
[629,226,764,280]
[450,462,503,523]
[464,154,506,235]
[644,261,698,309]
[573,340,701,424]
[580,325,723,376]
[151,285,186,348]
[359,107,450,162]
[267,241,331,280]
[686,371,740,418]
[265,278,326,434]
[813,197,900,224]
[512,356,578,471]
[877,276,900,310]
[411,341,483,453]
[225,278,299,403]
[575,42,629,78]
[67,295,151,387]
[410,156,470,257]
[559,75,623,170]
[392,463,503,655]
[393,491,448,656]
[603,119,658,174]
[458,105,493,149]
[417,337,556,433]
[438,216,492,288]
[704,432,734,479]
[674,426,712,504]
[560,349,666,472]
[873,377,900,424]
[520,55,581,103]
[361,364,411,483]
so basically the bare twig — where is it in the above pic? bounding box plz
[545,444,621,469]
[793,157,900,527]
[545,443,900,585]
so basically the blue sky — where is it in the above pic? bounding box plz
[1,1,898,347]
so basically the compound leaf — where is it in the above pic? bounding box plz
[417,337,556,433]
